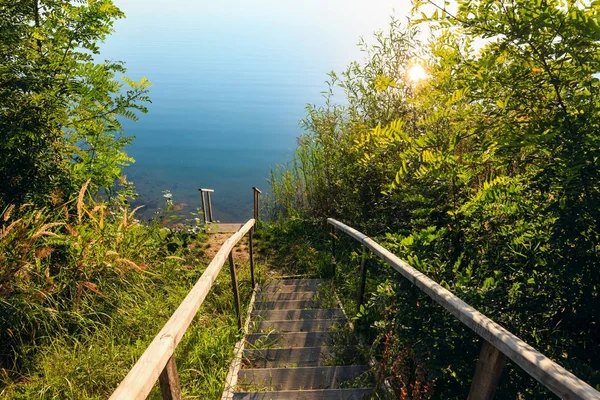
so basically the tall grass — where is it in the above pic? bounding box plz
[1,254,260,399]
[0,182,262,398]
[267,103,345,222]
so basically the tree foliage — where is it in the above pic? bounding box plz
[0,0,159,389]
[0,0,150,206]
[268,0,600,397]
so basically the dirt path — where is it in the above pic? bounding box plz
[202,233,250,263]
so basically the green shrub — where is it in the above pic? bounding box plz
[266,1,600,397]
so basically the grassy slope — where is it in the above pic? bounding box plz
[1,236,262,399]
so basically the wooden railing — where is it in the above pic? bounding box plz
[110,219,256,400]
[328,218,600,400]
[252,187,261,231]
[198,188,215,224]
[198,187,261,228]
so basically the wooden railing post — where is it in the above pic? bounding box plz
[228,251,242,330]
[356,247,368,314]
[158,355,182,400]
[329,226,335,259]
[199,190,207,224]
[330,225,336,278]
[252,187,261,232]
[326,218,600,400]
[199,188,215,224]
[467,340,507,400]
[330,225,336,259]
[110,219,256,400]
[252,190,256,232]
[249,229,256,288]
[206,191,213,222]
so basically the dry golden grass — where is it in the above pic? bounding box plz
[0,218,22,241]
[77,178,91,223]
[31,222,64,239]
[3,204,14,221]
[116,257,144,271]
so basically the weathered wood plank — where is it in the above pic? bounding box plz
[158,355,181,400]
[327,218,600,400]
[261,283,322,293]
[200,191,207,224]
[245,332,331,348]
[468,340,507,400]
[356,249,367,315]
[256,291,318,301]
[249,230,255,288]
[110,219,256,400]
[221,284,260,400]
[330,225,336,261]
[232,388,372,399]
[274,279,324,286]
[254,300,323,310]
[251,309,346,321]
[243,346,332,368]
[206,223,244,233]
[252,319,346,333]
[206,191,214,222]
[229,252,242,330]
[237,365,369,391]
[253,187,261,227]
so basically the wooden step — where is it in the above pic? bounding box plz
[275,279,324,285]
[256,291,318,301]
[261,284,322,293]
[252,319,346,333]
[206,223,242,233]
[260,285,321,294]
[237,365,370,391]
[254,300,323,310]
[243,346,332,368]
[251,309,346,321]
[262,280,325,293]
[246,332,331,348]
[232,388,373,399]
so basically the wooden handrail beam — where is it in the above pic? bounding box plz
[110,219,255,400]
[327,218,600,400]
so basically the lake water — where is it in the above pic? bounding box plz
[102,0,409,222]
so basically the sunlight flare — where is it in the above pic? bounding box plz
[407,63,428,84]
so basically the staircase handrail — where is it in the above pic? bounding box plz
[110,218,256,400]
[328,217,600,400]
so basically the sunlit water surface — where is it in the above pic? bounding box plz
[103,0,409,221]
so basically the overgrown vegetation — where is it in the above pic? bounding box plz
[266,0,600,398]
[0,0,258,398]
[3,0,600,397]
[0,0,149,206]
[0,182,260,398]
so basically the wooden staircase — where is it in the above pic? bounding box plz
[110,216,600,400]
[226,278,372,399]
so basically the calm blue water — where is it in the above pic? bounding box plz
[102,0,408,221]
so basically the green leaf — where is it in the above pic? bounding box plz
[482,277,495,290]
